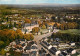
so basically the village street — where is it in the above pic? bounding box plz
[34,32,53,49]
[33,29,59,56]
[33,29,59,49]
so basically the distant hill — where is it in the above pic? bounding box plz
[0,3,80,8]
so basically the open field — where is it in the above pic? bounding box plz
[59,29,80,35]
[40,29,49,34]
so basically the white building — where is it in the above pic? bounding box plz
[71,50,76,54]
[70,42,75,46]
[22,23,39,34]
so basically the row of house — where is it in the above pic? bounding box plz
[5,39,39,56]
[40,38,76,56]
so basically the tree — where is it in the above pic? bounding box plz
[18,23,22,28]
[9,48,21,56]
[6,17,8,22]
[60,24,64,30]
[14,52,21,56]
[38,20,41,25]
[67,22,78,29]
[9,19,13,29]
[51,16,55,22]
[51,32,80,42]
[0,41,4,47]
[60,22,78,30]
[0,24,9,30]
[16,29,23,39]
[0,29,16,41]
[24,19,31,23]
[0,49,6,55]
[24,34,34,41]
[5,40,10,46]
[14,22,16,27]
[42,25,46,29]
[32,27,40,35]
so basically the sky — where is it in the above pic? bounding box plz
[0,0,80,4]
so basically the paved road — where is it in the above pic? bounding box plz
[33,32,53,49]
[33,29,59,56]
[33,29,59,43]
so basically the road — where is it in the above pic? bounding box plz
[34,32,53,49]
[33,29,59,56]
[33,29,59,43]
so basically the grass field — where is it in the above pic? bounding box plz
[59,29,80,35]
[40,29,48,33]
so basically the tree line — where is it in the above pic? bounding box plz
[51,32,80,42]
[60,22,78,30]
[0,29,34,50]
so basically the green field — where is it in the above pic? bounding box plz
[40,29,49,34]
[59,29,80,35]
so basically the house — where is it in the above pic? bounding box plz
[61,51,71,56]
[22,44,27,51]
[22,23,39,34]
[51,42,59,45]
[24,44,38,53]
[67,48,76,54]
[47,22,55,29]
[22,53,30,56]
[31,46,38,51]
[58,54,64,56]
[10,41,16,46]
[69,42,75,46]
[6,53,10,56]
[30,51,38,56]
[24,41,38,53]
[39,48,47,56]
[6,39,39,55]
[15,39,27,44]
[53,45,57,48]
[55,38,61,42]
[15,49,21,52]
[24,46,31,52]
[13,27,17,31]
[41,41,52,49]
[8,39,28,52]
[2,22,7,24]
[31,43,38,51]
[61,51,68,56]
[49,47,61,56]
[4,46,11,51]
[44,38,48,41]
[58,43,70,49]
[46,53,51,56]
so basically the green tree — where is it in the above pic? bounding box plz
[9,19,13,29]
[0,49,6,55]
[6,17,8,22]
[0,41,4,47]
[14,22,16,27]
[5,40,10,46]
[18,23,22,28]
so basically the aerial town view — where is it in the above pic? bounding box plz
[0,0,80,56]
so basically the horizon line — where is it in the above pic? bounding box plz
[0,3,80,5]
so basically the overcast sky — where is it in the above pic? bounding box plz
[0,0,80,4]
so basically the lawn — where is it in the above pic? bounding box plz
[40,29,49,34]
[59,29,80,35]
